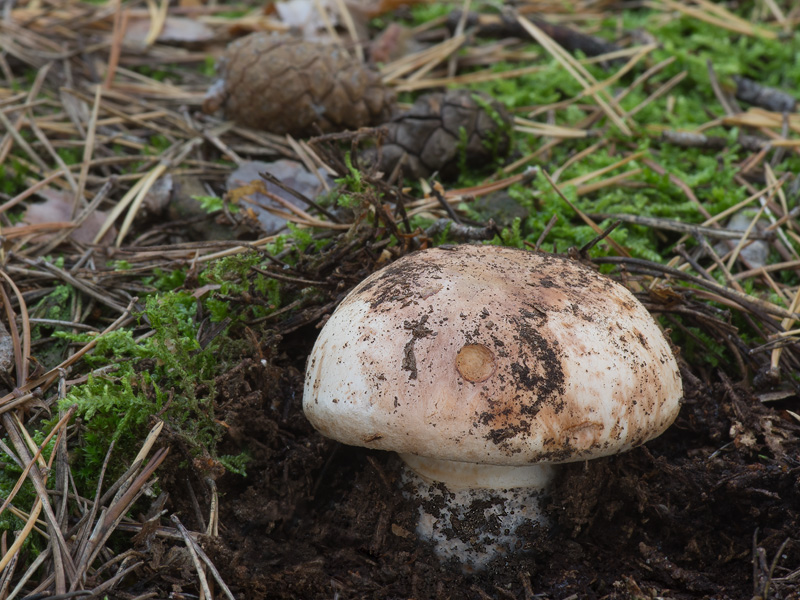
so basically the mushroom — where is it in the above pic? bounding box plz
[303,244,683,569]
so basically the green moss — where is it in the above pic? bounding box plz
[41,236,330,495]
[407,2,452,24]
[146,134,172,153]
[133,64,176,83]
[151,266,187,292]
[202,56,218,78]
[56,147,83,166]
[0,161,28,197]
[193,194,238,214]
[216,8,251,19]
[456,125,470,173]
[669,319,729,368]
[60,289,242,485]
[337,152,364,194]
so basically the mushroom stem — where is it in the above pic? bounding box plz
[399,454,556,490]
[399,454,557,570]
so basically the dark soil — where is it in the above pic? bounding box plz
[148,316,800,600]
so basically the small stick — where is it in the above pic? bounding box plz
[104,0,128,89]
[258,170,341,223]
[5,546,51,600]
[706,60,738,116]
[14,256,129,314]
[0,64,51,164]
[594,256,793,323]
[673,244,717,284]
[430,181,461,224]
[171,515,236,600]
[533,214,558,252]
[333,0,363,62]
[0,109,49,171]
[171,514,213,600]
[587,212,774,240]
[734,76,796,113]
[448,0,472,78]
[579,220,621,256]
[699,239,745,293]
[73,85,103,217]
[661,130,727,150]
[446,11,621,59]
[424,218,498,242]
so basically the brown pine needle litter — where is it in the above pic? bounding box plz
[0,0,798,596]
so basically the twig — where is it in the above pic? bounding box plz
[35,177,117,256]
[661,129,727,150]
[171,515,236,600]
[706,60,738,116]
[13,255,129,314]
[430,181,461,224]
[579,220,621,256]
[587,213,774,240]
[72,85,102,217]
[171,515,212,600]
[735,76,796,113]
[424,218,498,242]
[70,447,169,591]
[593,256,796,322]
[533,214,558,252]
[447,11,621,59]
[258,171,341,223]
[69,439,115,583]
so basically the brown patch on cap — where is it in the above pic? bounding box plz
[456,344,496,382]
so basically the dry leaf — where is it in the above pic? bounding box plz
[125,16,215,45]
[275,0,370,43]
[226,159,334,234]
[19,189,116,245]
[369,23,422,64]
[275,0,337,40]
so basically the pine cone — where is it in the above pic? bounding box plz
[203,33,395,136]
[369,89,513,180]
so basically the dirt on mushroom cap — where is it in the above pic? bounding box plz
[303,244,683,466]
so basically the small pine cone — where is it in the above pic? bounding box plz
[203,33,395,136]
[371,89,513,180]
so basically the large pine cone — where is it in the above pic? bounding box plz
[203,33,395,136]
[369,89,513,180]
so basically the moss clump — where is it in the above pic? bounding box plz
[61,257,265,486]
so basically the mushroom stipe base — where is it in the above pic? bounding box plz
[401,465,552,571]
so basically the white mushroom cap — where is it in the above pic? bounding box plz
[303,245,682,485]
